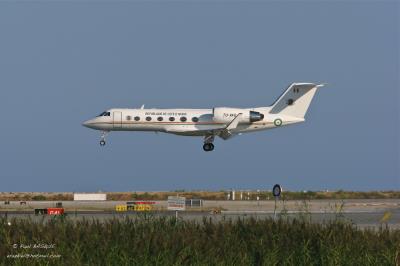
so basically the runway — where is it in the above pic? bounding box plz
[1,199,399,229]
[1,210,399,229]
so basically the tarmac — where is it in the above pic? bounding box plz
[1,199,399,229]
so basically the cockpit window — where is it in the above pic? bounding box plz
[97,112,111,117]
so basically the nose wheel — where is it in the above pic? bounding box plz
[100,131,108,146]
[203,143,214,152]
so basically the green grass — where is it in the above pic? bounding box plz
[31,195,47,201]
[0,216,399,265]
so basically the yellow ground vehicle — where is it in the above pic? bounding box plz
[115,201,155,212]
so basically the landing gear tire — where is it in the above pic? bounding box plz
[99,131,108,146]
[203,143,214,152]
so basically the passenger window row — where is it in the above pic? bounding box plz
[125,116,199,122]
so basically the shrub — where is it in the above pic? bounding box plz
[0,216,399,265]
[31,195,47,201]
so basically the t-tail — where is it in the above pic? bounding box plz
[269,83,325,119]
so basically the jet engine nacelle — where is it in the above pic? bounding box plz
[212,107,264,124]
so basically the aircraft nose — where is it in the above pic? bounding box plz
[82,119,93,128]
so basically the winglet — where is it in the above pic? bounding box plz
[140,104,145,109]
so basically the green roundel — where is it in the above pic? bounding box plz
[274,118,282,126]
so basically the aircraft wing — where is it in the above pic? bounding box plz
[217,130,236,140]
[217,113,242,140]
[166,113,242,140]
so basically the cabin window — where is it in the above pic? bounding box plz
[287,99,294,105]
[192,117,199,122]
[169,117,175,122]
[180,117,187,122]
[157,117,163,121]
[126,116,132,121]
[146,116,152,121]
[134,116,140,121]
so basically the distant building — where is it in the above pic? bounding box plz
[73,193,106,201]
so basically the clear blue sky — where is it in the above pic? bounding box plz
[0,1,398,192]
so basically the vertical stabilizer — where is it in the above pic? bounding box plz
[269,83,324,118]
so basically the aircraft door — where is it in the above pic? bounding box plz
[113,111,122,129]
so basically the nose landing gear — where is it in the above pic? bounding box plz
[100,131,108,146]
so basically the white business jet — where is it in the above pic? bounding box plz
[83,83,324,151]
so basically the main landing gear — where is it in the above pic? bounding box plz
[203,135,215,152]
[100,131,108,146]
[203,143,214,152]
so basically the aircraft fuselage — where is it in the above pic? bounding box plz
[83,107,302,136]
